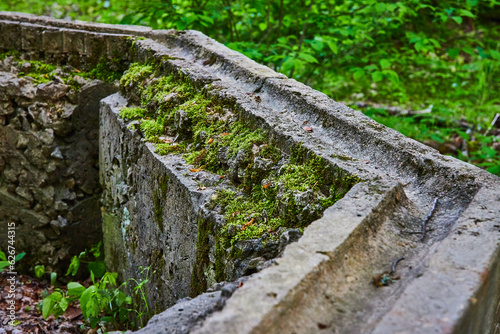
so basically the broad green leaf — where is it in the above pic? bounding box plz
[448,48,460,59]
[89,316,99,329]
[50,272,57,287]
[310,39,324,51]
[466,0,478,6]
[458,9,475,18]
[67,282,85,297]
[293,58,305,71]
[326,40,338,54]
[482,146,498,158]
[42,297,55,319]
[372,71,384,82]
[353,70,365,80]
[281,57,295,73]
[452,16,463,25]
[65,256,80,276]
[88,260,106,279]
[49,291,62,302]
[80,285,98,319]
[487,164,500,175]
[0,251,6,261]
[430,133,445,143]
[298,53,318,64]
[59,297,69,312]
[375,2,386,12]
[383,70,400,83]
[490,50,500,60]
[14,253,25,262]
[364,64,379,71]
[258,22,267,31]
[100,316,114,323]
[34,265,45,279]
[0,261,9,271]
[457,130,470,141]
[115,291,126,306]
[380,59,391,69]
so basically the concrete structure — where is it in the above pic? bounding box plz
[0,11,499,333]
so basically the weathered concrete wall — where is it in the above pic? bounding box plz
[1,11,500,334]
[0,56,116,272]
[100,93,202,312]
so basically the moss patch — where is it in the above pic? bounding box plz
[119,107,149,121]
[118,62,360,254]
[0,52,123,87]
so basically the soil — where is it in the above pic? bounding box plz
[0,272,86,334]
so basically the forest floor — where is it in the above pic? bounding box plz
[0,272,88,334]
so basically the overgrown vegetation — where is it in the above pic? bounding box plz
[36,243,153,331]
[1,1,499,174]
[119,62,359,245]
[0,52,122,88]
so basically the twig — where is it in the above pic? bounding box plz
[420,198,439,241]
[390,257,405,275]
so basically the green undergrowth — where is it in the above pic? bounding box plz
[119,62,360,245]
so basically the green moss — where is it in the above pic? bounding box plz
[17,61,57,84]
[120,107,149,121]
[159,175,169,196]
[210,146,360,246]
[155,143,184,155]
[140,119,163,142]
[117,62,361,253]
[120,63,154,89]
[80,57,122,82]
[190,217,213,297]
[0,51,19,60]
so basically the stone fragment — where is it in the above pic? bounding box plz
[50,147,63,160]
[35,81,69,100]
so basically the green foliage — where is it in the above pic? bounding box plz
[34,265,45,279]
[79,57,122,82]
[0,250,25,271]
[38,243,154,331]
[3,0,498,174]
[64,241,106,279]
[5,0,498,175]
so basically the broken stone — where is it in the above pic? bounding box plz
[174,109,190,133]
[50,147,63,160]
[16,134,29,149]
[35,81,69,100]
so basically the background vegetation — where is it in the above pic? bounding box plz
[1,0,499,175]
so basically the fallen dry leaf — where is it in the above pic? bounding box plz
[303,126,313,133]
[220,133,230,136]
[263,183,269,189]
[237,281,244,288]
[189,168,202,172]
[207,138,213,144]
[241,218,255,230]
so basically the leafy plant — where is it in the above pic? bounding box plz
[38,242,154,330]
[0,250,25,271]
[66,241,106,279]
